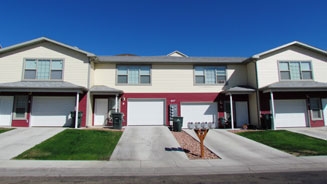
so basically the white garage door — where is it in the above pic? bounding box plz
[127,99,165,126]
[274,100,308,128]
[31,96,76,127]
[0,96,14,126]
[181,103,218,128]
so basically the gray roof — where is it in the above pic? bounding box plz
[0,37,95,57]
[0,81,87,93]
[96,56,247,64]
[90,85,123,94]
[223,86,256,95]
[261,81,327,92]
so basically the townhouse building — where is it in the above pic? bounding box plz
[0,37,326,129]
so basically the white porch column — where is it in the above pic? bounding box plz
[115,94,118,112]
[270,91,276,130]
[229,94,234,130]
[75,92,80,129]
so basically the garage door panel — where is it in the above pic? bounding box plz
[274,100,307,128]
[127,100,165,126]
[0,96,14,126]
[181,103,218,128]
[31,96,75,127]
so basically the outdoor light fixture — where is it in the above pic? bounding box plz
[187,122,215,158]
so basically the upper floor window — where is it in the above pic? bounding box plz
[117,65,151,84]
[194,66,226,84]
[279,61,312,80]
[24,59,63,80]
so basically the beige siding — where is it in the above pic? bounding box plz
[248,93,258,126]
[0,42,89,87]
[256,46,327,88]
[226,64,248,87]
[246,62,257,88]
[94,63,249,93]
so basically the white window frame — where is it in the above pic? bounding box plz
[278,61,313,81]
[23,58,64,81]
[116,65,151,85]
[194,66,227,85]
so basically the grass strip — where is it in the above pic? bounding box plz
[15,129,122,160]
[0,128,14,134]
[237,130,327,156]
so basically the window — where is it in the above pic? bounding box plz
[14,96,28,119]
[117,65,151,84]
[279,61,312,80]
[194,66,226,84]
[310,98,322,120]
[24,59,63,80]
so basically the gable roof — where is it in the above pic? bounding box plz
[0,37,95,57]
[167,50,188,57]
[251,41,327,59]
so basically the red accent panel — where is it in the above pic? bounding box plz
[310,120,324,127]
[12,120,29,127]
[78,93,87,127]
[121,93,221,126]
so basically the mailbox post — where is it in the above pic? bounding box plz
[187,122,215,158]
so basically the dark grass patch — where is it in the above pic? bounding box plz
[0,128,14,134]
[15,129,122,160]
[237,130,327,156]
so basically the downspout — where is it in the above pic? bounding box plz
[115,94,118,112]
[229,94,234,130]
[75,92,80,129]
[270,91,276,130]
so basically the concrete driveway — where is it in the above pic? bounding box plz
[184,129,296,164]
[110,126,188,161]
[0,128,65,160]
[279,127,327,140]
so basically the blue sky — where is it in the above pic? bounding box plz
[1,0,326,57]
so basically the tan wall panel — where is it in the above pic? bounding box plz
[94,63,240,92]
[247,62,257,88]
[256,46,327,88]
[0,42,89,87]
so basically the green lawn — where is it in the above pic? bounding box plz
[0,128,14,134]
[237,130,327,156]
[15,129,122,160]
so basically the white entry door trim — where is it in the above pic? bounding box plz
[94,98,109,126]
[235,101,249,128]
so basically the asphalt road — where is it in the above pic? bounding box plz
[0,171,326,184]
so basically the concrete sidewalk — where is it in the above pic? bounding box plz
[0,128,65,159]
[0,155,326,176]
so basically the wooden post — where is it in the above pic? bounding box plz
[194,129,209,158]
